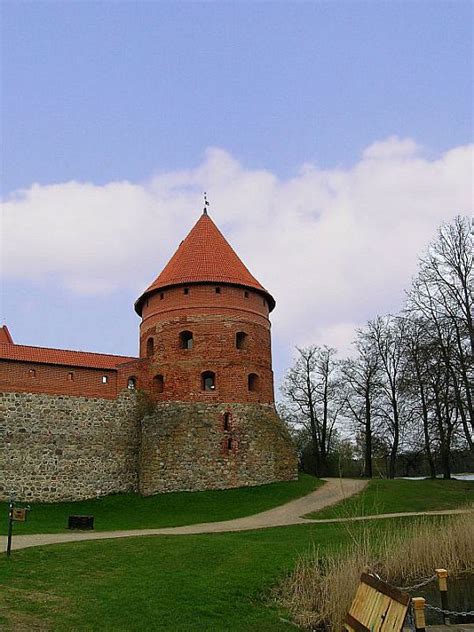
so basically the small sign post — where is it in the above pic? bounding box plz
[6,495,30,557]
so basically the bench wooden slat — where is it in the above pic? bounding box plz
[345,573,410,631]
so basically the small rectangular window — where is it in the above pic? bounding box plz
[102,376,108,384]
[29,369,36,377]
[184,288,189,295]
[68,372,74,381]
[244,291,249,298]
[223,412,230,431]
[215,287,221,294]
[160,292,164,300]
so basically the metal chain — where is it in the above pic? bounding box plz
[372,573,474,619]
[395,575,437,591]
[425,603,474,617]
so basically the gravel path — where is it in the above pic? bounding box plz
[4,478,471,552]
[4,478,365,551]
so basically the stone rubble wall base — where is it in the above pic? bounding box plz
[139,402,298,495]
[0,391,140,502]
[1,392,298,502]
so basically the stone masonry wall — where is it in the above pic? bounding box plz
[0,390,139,502]
[139,402,298,494]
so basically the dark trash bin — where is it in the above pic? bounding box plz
[68,515,94,530]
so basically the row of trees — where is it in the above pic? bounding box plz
[281,216,473,479]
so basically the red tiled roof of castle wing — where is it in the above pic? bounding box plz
[135,212,274,312]
[0,343,137,370]
[0,325,13,344]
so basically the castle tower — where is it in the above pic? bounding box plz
[134,210,297,494]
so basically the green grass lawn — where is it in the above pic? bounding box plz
[0,520,405,631]
[1,474,321,536]
[304,478,474,520]
[0,475,462,631]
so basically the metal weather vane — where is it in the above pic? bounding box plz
[203,192,210,215]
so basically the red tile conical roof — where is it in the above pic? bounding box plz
[135,212,274,314]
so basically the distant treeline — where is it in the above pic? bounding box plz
[280,216,473,479]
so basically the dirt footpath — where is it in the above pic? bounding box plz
[4,478,472,552]
[3,478,367,551]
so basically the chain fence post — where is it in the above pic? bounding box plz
[412,597,426,632]
[435,568,450,625]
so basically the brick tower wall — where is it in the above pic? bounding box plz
[139,284,275,403]
[137,282,298,492]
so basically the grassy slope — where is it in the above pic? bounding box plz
[1,477,463,631]
[1,474,321,535]
[0,521,389,631]
[304,478,474,520]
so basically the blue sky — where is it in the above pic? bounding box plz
[3,1,472,191]
[1,1,473,387]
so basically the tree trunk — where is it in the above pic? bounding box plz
[434,389,451,480]
[388,394,400,479]
[364,390,373,478]
[414,359,436,478]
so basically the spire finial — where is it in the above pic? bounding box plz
[203,192,210,215]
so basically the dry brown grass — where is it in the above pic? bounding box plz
[276,512,474,630]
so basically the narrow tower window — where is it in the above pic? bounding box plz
[160,292,164,300]
[223,412,230,431]
[179,330,193,349]
[67,372,74,381]
[244,291,249,298]
[146,337,154,357]
[29,369,36,377]
[127,377,136,390]
[201,371,216,391]
[102,376,109,384]
[227,437,233,451]
[248,373,259,392]
[183,287,189,295]
[153,374,164,393]
[236,331,248,350]
[215,287,221,294]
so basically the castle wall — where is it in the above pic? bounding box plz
[0,390,139,502]
[0,215,299,502]
[139,402,298,495]
[0,359,120,399]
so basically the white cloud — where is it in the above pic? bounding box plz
[2,138,473,354]
[362,136,419,159]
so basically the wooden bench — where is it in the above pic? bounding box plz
[345,573,410,631]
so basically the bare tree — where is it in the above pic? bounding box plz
[407,216,473,449]
[280,215,472,478]
[427,341,459,479]
[425,216,474,355]
[363,316,409,478]
[340,331,379,478]
[281,345,342,476]
[401,317,437,478]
